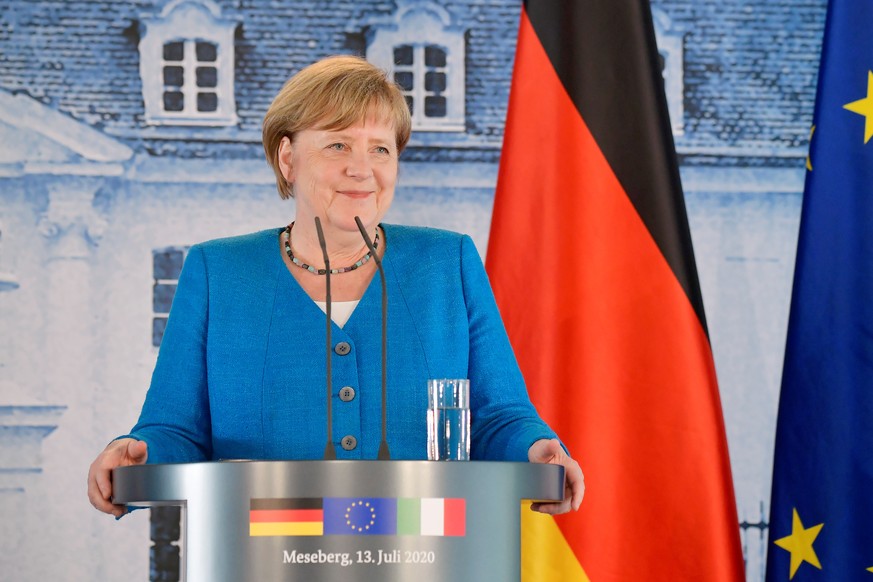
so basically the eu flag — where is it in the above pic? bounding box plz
[323,498,398,536]
[766,0,873,580]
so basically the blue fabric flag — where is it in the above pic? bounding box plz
[766,0,873,580]
[323,497,398,536]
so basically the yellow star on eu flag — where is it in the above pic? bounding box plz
[774,508,824,579]
[843,70,873,144]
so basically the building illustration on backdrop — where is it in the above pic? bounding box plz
[0,1,825,580]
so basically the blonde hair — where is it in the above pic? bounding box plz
[262,55,412,199]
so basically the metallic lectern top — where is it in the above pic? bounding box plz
[113,460,564,582]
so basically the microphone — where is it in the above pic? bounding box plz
[315,217,337,460]
[354,216,390,460]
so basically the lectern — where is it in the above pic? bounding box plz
[113,460,563,582]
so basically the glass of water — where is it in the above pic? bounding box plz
[427,379,471,461]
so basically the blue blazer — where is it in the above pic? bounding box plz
[126,225,557,462]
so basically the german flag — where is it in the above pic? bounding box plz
[249,498,324,537]
[486,1,745,580]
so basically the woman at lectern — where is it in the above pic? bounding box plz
[87,55,583,518]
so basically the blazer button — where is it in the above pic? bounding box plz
[334,341,351,355]
[341,435,357,451]
[339,386,356,402]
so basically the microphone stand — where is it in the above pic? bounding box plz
[315,217,337,460]
[355,216,391,460]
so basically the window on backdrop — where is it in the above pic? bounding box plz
[393,44,450,122]
[365,3,466,132]
[152,246,188,347]
[160,39,220,115]
[139,0,239,126]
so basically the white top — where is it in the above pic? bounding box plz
[313,300,360,328]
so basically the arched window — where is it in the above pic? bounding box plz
[139,0,238,126]
[365,3,466,132]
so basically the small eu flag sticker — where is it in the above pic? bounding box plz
[324,497,398,535]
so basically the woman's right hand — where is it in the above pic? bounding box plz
[87,438,148,517]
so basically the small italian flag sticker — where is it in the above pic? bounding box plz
[398,498,465,536]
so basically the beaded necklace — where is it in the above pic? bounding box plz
[282,222,379,275]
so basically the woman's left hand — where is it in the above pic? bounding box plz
[527,438,585,515]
